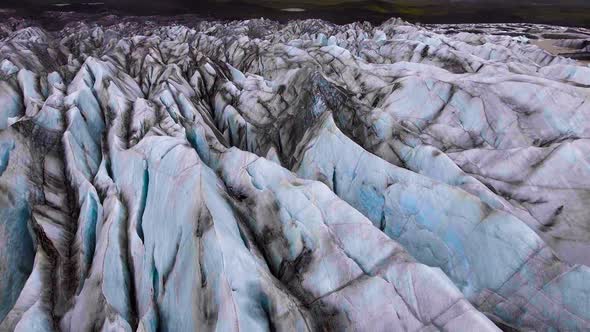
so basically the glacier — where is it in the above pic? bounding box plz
[0,13,589,331]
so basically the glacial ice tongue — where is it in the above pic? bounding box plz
[0,14,590,331]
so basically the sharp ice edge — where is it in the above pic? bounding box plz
[0,16,589,331]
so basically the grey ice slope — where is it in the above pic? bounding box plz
[0,15,589,331]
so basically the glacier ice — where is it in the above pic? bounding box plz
[0,13,589,331]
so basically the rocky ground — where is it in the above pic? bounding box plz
[0,13,590,331]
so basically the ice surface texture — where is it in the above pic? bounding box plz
[0,16,589,331]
